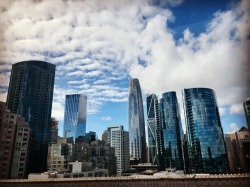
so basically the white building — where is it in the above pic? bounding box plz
[108,126,130,175]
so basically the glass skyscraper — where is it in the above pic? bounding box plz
[183,88,229,174]
[147,94,158,164]
[128,78,146,163]
[243,97,250,131]
[6,60,55,173]
[63,94,87,141]
[159,92,183,170]
[146,94,164,169]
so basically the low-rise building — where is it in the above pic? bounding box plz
[47,137,73,171]
[29,162,108,179]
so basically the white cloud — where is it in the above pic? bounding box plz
[0,92,7,102]
[229,123,240,132]
[51,101,64,120]
[100,116,112,121]
[0,0,249,123]
[229,103,244,114]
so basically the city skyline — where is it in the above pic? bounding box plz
[0,0,249,139]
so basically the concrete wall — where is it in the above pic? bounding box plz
[1,176,250,187]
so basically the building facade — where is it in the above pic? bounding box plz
[63,94,87,141]
[225,127,250,173]
[102,130,108,143]
[244,98,250,132]
[75,131,96,144]
[183,88,229,174]
[72,140,117,176]
[128,78,147,163]
[146,94,164,169]
[108,126,130,175]
[50,118,58,144]
[6,60,55,173]
[47,137,73,171]
[159,92,183,170]
[0,101,30,179]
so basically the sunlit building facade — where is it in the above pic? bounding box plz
[63,94,87,141]
[128,78,146,163]
[6,60,55,173]
[159,92,183,170]
[183,88,229,174]
[108,126,130,175]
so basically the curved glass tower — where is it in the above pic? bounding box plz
[6,60,55,173]
[183,88,229,174]
[63,94,87,141]
[159,92,183,170]
[128,78,146,163]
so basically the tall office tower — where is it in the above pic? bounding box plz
[50,118,58,144]
[244,97,250,131]
[183,88,229,174]
[225,127,250,173]
[63,94,87,141]
[146,94,164,169]
[159,92,183,170]
[0,101,30,179]
[128,78,146,163]
[6,60,55,173]
[107,126,130,175]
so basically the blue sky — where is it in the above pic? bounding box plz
[0,0,249,139]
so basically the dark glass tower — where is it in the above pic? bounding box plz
[6,60,55,173]
[147,94,164,169]
[244,97,250,131]
[128,78,146,163]
[183,88,229,174]
[159,92,183,170]
[63,94,87,141]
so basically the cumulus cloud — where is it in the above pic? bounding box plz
[229,123,240,132]
[0,0,249,125]
[101,116,112,121]
[229,103,244,114]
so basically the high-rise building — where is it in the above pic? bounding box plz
[183,88,229,174]
[146,94,164,169]
[102,130,108,143]
[159,92,183,170]
[225,127,250,173]
[128,78,146,163]
[244,97,250,131]
[50,118,58,144]
[224,134,236,173]
[0,101,31,179]
[107,126,130,175]
[6,60,55,173]
[63,94,87,141]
